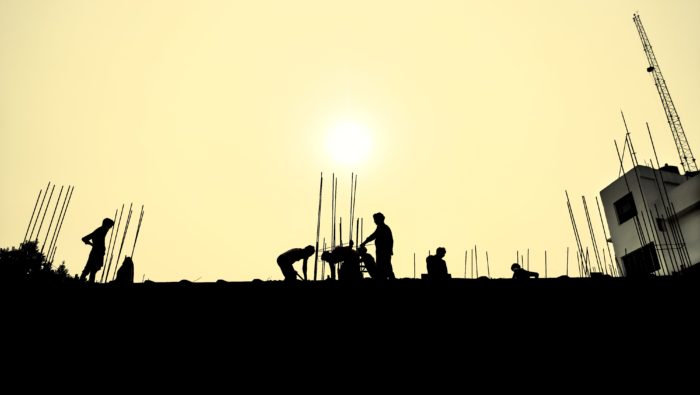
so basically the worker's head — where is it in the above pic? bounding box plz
[102,218,115,229]
[436,247,446,257]
[511,263,521,271]
[373,212,385,224]
[303,245,315,256]
[357,246,367,254]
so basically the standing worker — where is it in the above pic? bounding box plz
[360,212,395,280]
[80,217,114,283]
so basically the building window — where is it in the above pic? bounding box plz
[656,218,667,232]
[614,193,637,224]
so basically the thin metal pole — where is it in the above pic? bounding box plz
[49,186,74,264]
[647,122,692,271]
[49,245,58,264]
[614,138,645,252]
[23,189,43,242]
[355,218,359,250]
[41,185,64,254]
[654,205,682,272]
[526,248,529,271]
[29,182,50,242]
[621,114,664,275]
[464,250,467,279]
[103,204,125,283]
[601,248,607,275]
[486,251,491,278]
[103,209,117,272]
[348,173,354,244]
[566,191,586,277]
[47,186,70,258]
[352,175,358,244]
[34,184,55,242]
[470,248,474,279]
[335,178,339,247]
[475,245,479,278]
[314,173,323,281]
[595,196,616,275]
[648,168,682,273]
[333,176,338,249]
[322,238,326,279]
[582,196,603,273]
[330,173,335,250]
[111,204,134,282]
[130,205,145,258]
[339,217,343,247]
[576,252,581,277]
[669,202,693,270]
[413,253,416,279]
[360,217,363,245]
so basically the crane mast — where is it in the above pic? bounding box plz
[633,13,697,173]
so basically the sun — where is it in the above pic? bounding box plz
[326,120,372,166]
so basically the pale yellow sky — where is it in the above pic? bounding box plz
[1,0,698,281]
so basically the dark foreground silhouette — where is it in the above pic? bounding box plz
[3,273,698,373]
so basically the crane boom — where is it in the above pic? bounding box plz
[633,13,697,173]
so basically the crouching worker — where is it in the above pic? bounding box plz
[511,263,539,279]
[114,256,134,284]
[277,245,315,281]
[357,246,379,279]
[321,243,362,281]
[426,247,450,280]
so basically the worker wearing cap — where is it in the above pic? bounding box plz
[360,212,395,280]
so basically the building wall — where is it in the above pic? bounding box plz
[665,175,700,266]
[599,166,695,276]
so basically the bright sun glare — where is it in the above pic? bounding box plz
[326,120,372,166]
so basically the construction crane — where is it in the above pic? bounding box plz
[633,13,697,173]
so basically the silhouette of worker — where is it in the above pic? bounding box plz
[426,247,450,280]
[357,246,379,279]
[80,218,115,283]
[321,244,362,281]
[277,245,315,281]
[360,212,395,280]
[114,256,134,284]
[511,263,539,279]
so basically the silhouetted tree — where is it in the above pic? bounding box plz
[0,241,76,283]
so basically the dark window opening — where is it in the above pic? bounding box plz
[614,193,637,225]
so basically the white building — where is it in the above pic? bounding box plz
[599,165,699,276]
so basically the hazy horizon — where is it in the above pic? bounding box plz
[1,0,698,281]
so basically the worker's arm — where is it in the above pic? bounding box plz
[82,231,94,246]
[361,230,377,247]
[302,257,308,281]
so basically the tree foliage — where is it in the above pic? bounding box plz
[0,241,76,283]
